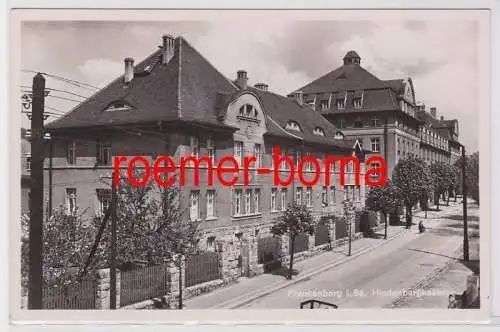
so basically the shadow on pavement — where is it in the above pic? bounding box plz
[407,248,460,261]
[444,215,480,222]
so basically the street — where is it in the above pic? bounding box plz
[238,202,478,309]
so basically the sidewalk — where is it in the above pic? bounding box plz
[185,201,463,309]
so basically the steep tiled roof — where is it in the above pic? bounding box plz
[46,37,238,130]
[249,87,352,150]
[384,79,404,94]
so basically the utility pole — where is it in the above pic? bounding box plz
[28,73,45,309]
[110,168,118,309]
[461,145,469,262]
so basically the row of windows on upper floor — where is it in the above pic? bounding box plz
[58,137,362,174]
[63,185,362,221]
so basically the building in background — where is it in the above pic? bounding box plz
[290,51,461,179]
[44,35,368,281]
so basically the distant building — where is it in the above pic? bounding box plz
[291,51,462,180]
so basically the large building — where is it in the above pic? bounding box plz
[43,35,368,283]
[291,51,461,179]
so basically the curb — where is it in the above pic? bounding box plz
[215,227,408,309]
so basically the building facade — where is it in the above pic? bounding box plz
[44,35,369,282]
[291,51,461,180]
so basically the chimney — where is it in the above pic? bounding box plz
[430,107,437,118]
[124,57,134,85]
[440,115,444,121]
[254,83,268,91]
[162,34,175,65]
[236,70,248,90]
[293,90,304,105]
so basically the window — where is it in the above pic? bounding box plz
[354,118,363,128]
[190,136,199,159]
[206,237,216,252]
[313,127,325,136]
[285,121,302,132]
[320,100,329,109]
[306,187,312,207]
[330,186,336,205]
[67,140,76,165]
[353,97,362,109]
[104,101,132,112]
[335,131,344,139]
[239,104,258,118]
[207,190,215,218]
[371,138,380,153]
[66,188,77,216]
[254,188,260,213]
[234,189,242,216]
[234,141,243,166]
[245,189,252,214]
[97,142,112,165]
[254,144,261,168]
[96,189,111,217]
[280,148,288,170]
[207,137,215,163]
[371,117,381,127]
[271,188,277,212]
[281,188,287,211]
[322,186,328,205]
[25,155,31,172]
[304,152,313,171]
[336,99,345,109]
[296,187,302,205]
[190,191,200,221]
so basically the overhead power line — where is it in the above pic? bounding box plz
[21,69,101,91]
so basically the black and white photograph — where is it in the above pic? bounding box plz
[10,8,490,323]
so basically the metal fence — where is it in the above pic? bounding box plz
[42,277,97,309]
[291,233,309,254]
[315,222,330,246]
[185,251,220,287]
[120,264,171,307]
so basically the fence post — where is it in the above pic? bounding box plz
[216,240,232,282]
[329,217,336,249]
[279,234,289,265]
[167,260,185,308]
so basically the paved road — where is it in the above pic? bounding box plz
[240,203,476,309]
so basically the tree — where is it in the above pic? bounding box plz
[430,162,454,210]
[365,181,401,239]
[270,203,315,280]
[392,156,433,229]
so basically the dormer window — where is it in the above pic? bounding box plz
[313,127,325,136]
[238,104,258,119]
[285,120,302,132]
[320,100,329,110]
[104,101,133,112]
[334,132,344,140]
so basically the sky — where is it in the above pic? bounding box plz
[20,18,480,152]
